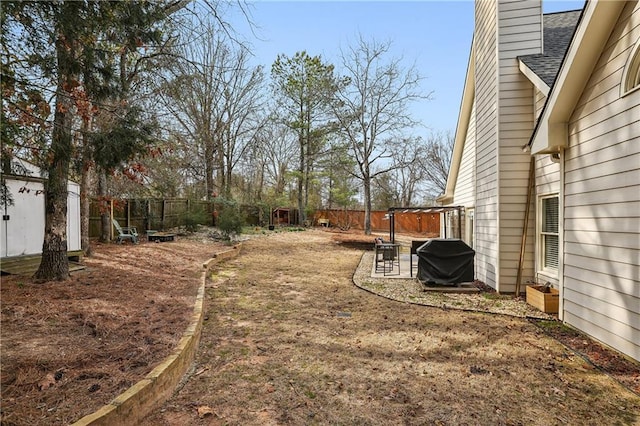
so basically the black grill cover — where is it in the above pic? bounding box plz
[417,239,475,285]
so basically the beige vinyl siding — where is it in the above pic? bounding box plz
[535,156,560,199]
[534,88,546,120]
[563,1,640,361]
[453,101,477,207]
[534,154,560,287]
[496,0,542,292]
[474,0,499,287]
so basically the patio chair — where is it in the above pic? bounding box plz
[374,237,400,275]
[112,219,139,244]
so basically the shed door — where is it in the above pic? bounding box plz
[1,179,45,257]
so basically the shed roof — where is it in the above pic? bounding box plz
[519,10,583,87]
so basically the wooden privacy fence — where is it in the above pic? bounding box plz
[89,198,215,239]
[312,209,441,235]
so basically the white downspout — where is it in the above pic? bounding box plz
[556,150,565,321]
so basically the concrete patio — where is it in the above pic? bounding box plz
[369,242,481,293]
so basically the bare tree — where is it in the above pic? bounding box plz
[333,35,430,234]
[160,24,226,200]
[257,123,296,198]
[387,136,428,207]
[419,131,454,198]
[217,50,267,197]
[160,20,264,199]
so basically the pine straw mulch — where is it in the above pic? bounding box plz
[0,232,230,426]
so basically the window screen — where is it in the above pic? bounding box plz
[541,197,559,270]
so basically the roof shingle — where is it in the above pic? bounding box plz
[519,10,583,87]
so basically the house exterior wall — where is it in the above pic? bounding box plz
[453,101,477,248]
[496,1,542,292]
[533,88,561,287]
[448,101,476,247]
[474,0,500,288]
[453,101,477,207]
[470,0,542,291]
[562,1,640,361]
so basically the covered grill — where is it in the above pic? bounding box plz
[416,239,475,285]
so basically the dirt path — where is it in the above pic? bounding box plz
[144,230,640,425]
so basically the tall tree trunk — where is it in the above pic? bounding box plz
[34,19,76,281]
[297,135,305,225]
[304,155,311,218]
[328,174,334,209]
[303,110,310,221]
[205,137,215,200]
[363,170,372,235]
[80,117,93,256]
[275,163,285,196]
[215,131,225,197]
[34,123,72,281]
[98,168,110,242]
[225,153,232,198]
[255,163,264,202]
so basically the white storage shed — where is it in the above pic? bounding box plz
[1,159,81,258]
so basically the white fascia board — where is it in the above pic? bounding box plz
[518,59,550,96]
[440,40,475,204]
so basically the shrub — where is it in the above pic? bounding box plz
[218,207,244,239]
[182,209,208,233]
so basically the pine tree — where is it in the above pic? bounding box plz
[2,1,172,281]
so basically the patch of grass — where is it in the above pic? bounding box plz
[482,293,501,300]
[536,320,571,333]
[364,282,385,291]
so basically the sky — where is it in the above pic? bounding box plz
[225,0,585,136]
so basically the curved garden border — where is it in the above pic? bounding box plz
[71,244,242,426]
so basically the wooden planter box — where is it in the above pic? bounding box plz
[526,285,559,314]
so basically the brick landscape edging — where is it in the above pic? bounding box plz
[71,243,242,425]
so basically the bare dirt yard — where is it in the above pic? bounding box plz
[143,229,639,425]
[2,228,639,425]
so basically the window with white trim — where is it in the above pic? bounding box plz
[540,196,559,270]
